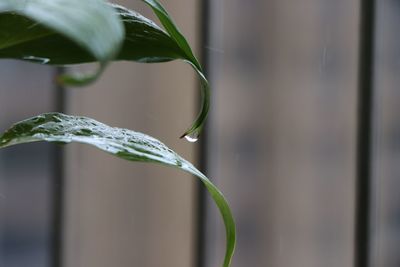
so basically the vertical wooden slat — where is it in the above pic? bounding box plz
[196,0,210,266]
[354,0,376,266]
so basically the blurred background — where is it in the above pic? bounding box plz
[1,0,400,267]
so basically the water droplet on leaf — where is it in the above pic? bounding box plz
[184,133,198,143]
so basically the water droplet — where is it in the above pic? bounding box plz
[184,133,199,143]
[23,56,50,64]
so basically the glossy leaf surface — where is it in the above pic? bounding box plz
[0,113,236,267]
[0,5,180,64]
[0,0,124,62]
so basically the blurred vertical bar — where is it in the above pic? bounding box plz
[196,0,210,266]
[370,0,400,266]
[354,0,376,266]
[51,68,65,267]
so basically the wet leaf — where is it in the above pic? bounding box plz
[0,113,236,267]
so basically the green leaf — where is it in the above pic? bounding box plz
[140,0,209,140]
[0,0,123,61]
[0,0,124,85]
[0,5,181,64]
[0,113,236,267]
[0,1,210,138]
[113,4,185,63]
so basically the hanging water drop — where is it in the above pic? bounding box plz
[184,133,199,143]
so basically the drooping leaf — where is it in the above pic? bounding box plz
[0,0,124,84]
[0,1,210,139]
[0,113,236,267]
[140,0,209,140]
